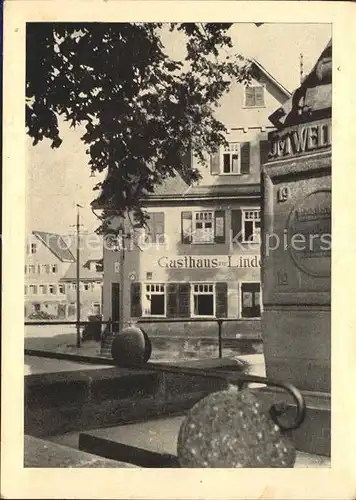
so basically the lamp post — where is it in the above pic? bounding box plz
[75,204,83,348]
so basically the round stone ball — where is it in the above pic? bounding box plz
[111,326,152,367]
[177,386,296,468]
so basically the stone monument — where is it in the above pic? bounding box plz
[261,40,332,456]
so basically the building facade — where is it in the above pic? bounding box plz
[100,61,291,339]
[25,231,103,320]
[24,231,75,318]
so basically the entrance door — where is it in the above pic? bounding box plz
[111,283,120,332]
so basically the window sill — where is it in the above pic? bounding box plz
[242,105,266,110]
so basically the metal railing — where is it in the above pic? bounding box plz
[25,317,262,358]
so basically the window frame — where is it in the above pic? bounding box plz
[241,208,261,243]
[192,211,215,245]
[142,283,166,317]
[59,284,66,294]
[31,243,37,254]
[191,282,216,318]
[243,84,266,109]
[219,142,241,175]
[239,281,262,319]
[49,284,57,295]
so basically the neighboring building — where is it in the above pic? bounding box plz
[24,231,75,318]
[60,253,103,320]
[98,60,291,338]
[25,231,103,319]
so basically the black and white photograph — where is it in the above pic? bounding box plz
[2,2,356,499]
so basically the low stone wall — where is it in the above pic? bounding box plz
[25,361,236,437]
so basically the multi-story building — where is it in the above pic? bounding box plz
[60,254,103,320]
[24,231,75,318]
[98,60,291,339]
[25,231,103,319]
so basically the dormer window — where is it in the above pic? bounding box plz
[244,85,265,108]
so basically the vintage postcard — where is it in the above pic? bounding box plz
[1,1,356,499]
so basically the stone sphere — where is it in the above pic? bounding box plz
[177,387,296,468]
[111,326,152,367]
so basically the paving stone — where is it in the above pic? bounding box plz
[24,435,135,468]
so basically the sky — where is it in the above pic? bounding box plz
[26,22,332,236]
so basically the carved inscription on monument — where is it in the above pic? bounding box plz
[269,119,331,160]
[287,189,331,278]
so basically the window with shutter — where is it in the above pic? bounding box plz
[214,211,225,244]
[130,282,142,318]
[215,282,228,318]
[181,212,193,244]
[244,85,265,108]
[220,143,241,174]
[240,142,250,174]
[192,283,215,317]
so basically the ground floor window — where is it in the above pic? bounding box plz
[241,282,261,318]
[142,283,165,316]
[130,280,260,319]
[192,283,215,316]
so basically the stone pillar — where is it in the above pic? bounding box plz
[261,40,332,456]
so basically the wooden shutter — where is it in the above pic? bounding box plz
[245,86,255,107]
[167,283,190,317]
[255,86,265,107]
[215,282,228,318]
[177,283,191,317]
[210,151,220,175]
[214,210,225,244]
[181,211,193,244]
[130,282,142,318]
[259,139,270,167]
[167,283,178,317]
[231,209,243,243]
[240,142,250,174]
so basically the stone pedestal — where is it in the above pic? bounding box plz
[261,40,332,456]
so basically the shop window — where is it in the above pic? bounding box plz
[241,282,261,318]
[143,284,165,316]
[244,85,265,108]
[192,283,215,317]
[181,211,225,244]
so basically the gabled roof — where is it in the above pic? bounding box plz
[33,231,75,263]
[250,59,291,101]
[60,262,103,282]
